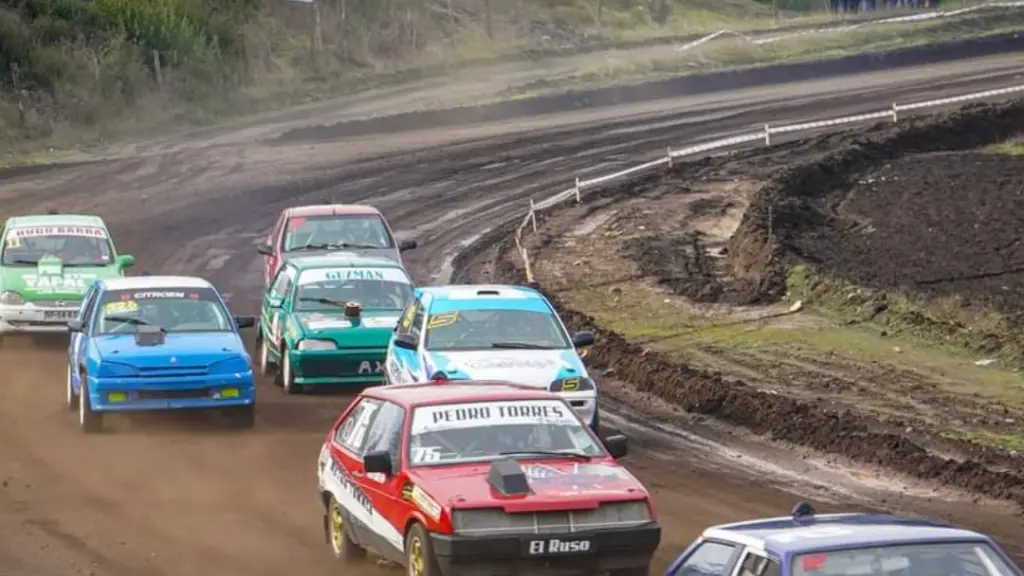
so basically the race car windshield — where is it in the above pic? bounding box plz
[423,309,571,351]
[793,542,1017,576]
[2,227,114,266]
[294,267,412,311]
[95,288,233,334]
[283,214,394,251]
[408,399,604,467]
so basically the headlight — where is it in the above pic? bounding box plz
[0,291,23,305]
[97,361,139,378]
[549,376,595,393]
[210,355,252,374]
[298,339,337,350]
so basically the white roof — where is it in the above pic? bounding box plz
[101,276,213,290]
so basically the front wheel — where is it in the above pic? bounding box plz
[66,364,78,411]
[327,496,365,561]
[257,332,275,376]
[279,348,302,395]
[405,523,441,576]
[79,378,102,433]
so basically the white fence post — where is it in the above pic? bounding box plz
[667,146,673,168]
[574,177,581,204]
[529,199,537,232]
[764,124,771,146]
[891,102,898,122]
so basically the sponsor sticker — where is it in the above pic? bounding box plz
[10,226,107,238]
[410,485,442,521]
[410,399,577,434]
[526,538,593,555]
[426,311,458,329]
[299,267,411,285]
[104,301,139,314]
[22,272,96,294]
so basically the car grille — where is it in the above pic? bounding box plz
[137,388,212,400]
[128,365,209,378]
[451,501,651,536]
[297,354,385,379]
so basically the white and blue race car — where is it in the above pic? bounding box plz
[383,284,600,430]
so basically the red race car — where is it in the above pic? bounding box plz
[256,204,416,287]
[316,381,660,576]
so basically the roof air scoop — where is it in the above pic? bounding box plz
[134,325,165,347]
[487,458,532,496]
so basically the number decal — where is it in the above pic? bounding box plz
[411,446,442,463]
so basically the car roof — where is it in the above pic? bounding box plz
[417,285,553,314]
[706,512,993,556]
[100,276,213,290]
[284,204,382,217]
[5,214,107,228]
[289,254,403,270]
[365,381,559,407]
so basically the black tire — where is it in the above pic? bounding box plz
[228,404,255,429]
[279,348,302,395]
[326,496,365,561]
[404,522,442,576]
[79,378,102,433]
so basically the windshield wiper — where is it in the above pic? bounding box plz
[490,342,553,349]
[498,450,593,460]
[290,243,332,251]
[10,259,39,265]
[330,242,380,250]
[299,297,348,308]
[105,316,164,330]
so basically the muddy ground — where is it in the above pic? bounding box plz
[2,50,1024,575]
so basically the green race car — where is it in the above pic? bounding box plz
[256,254,413,393]
[0,213,135,336]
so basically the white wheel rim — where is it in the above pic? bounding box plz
[66,365,73,406]
[79,382,86,425]
[283,351,292,390]
[259,340,268,373]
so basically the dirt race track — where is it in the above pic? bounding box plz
[1,50,1024,575]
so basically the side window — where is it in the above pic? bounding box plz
[270,265,295,300]
[673,541,742,576]
[362,401,405,464]
[80,286,101,328]
[398,299,417,335]
[739,553,780,576]
[334,398,381,455]
[409,300,425,343]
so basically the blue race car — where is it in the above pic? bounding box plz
[382,284,599,430]
[65,275,257,433]
[663,502,1021,576]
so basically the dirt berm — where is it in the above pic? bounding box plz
[454,98,1024,507]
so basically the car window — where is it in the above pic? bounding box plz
[77,284,100,323]
[672,541,741,576]
[283,214,394,251]
[362,401,405,463]
[793,542,1017,576]
[271,214,286,249]
[397,299,419,336]
[409,300,425,342]
[269,266,295,300]
[294,267,412,312]
[407,398,604,467]
[739,552,780,576]
[94,287,232,334]
[2,225,114,267]
[423,307,570,351]
[334,398,382,455]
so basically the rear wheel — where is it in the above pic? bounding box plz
[327,496,365,560]
[405,523,441,576]
[79,378,102,433]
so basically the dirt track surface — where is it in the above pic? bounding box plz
[2,53,1024,575]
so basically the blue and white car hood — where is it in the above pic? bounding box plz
[424,349,589,389]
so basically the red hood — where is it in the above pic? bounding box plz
[408,458,649,513]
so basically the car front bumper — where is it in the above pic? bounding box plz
[87,373,255,412]
[0,303,79,334]
[292,348,387,386]
[429,522,660,576]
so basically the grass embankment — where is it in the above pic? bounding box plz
[0,0,1006,158]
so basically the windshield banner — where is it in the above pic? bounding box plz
[9,226,107,238]
[411,400,578,434]
[299,267,410,285]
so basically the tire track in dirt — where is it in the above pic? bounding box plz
[1,55,1023,575]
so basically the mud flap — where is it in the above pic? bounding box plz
[322,513,330,544]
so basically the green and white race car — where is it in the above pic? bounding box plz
[256,254,413,393]
[0,213,135,336]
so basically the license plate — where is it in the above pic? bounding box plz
[44,310,76,321]
[525,538,594,556]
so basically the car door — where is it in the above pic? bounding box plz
[386,297,426,384]
[328,397,383,547]
[69,284,101,391]
[261,264,296,354]
[665,539,745,576]
[356,400,408,560]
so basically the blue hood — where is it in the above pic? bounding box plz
[423,349,588,389]
[94,332,246,369]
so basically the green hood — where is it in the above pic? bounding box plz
[291,310,402,347]
[0,255,121,301]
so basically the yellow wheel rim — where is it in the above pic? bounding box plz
[408,536,424,576]
[330,503,344,550]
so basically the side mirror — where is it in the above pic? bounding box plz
[603,434,628,459]
[234,315,256,329]
[572,331,595,348]
[67,319,83,332]
[117,254,136,269]
[393,333,418,350]
[398,238,418,252]
[257,243,273,256]
[364,450,393,475]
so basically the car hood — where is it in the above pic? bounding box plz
[94,332,244,367]
[410,459,648,511]
[292,311,401,347]
[281,248,400,263]
[0,257,120,300]
[424,349,587,389]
